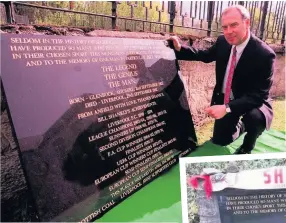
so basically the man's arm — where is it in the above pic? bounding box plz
[168,36,219,63]
[228,52,276,116]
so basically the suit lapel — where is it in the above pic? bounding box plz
[217,43,232,87]
[217,34,256,89]
[222,44,232,73]
[233,34,255,79]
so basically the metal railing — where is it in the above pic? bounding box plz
[1,1,285,44]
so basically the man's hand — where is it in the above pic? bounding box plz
[167,36,181,51]
[205,105,227,119]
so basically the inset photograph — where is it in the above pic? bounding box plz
[180,153,286,223]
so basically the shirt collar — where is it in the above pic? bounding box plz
[233,31,251,54]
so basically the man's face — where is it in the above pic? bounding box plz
[221,9,250,45]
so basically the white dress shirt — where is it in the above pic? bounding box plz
[222,32,251,99]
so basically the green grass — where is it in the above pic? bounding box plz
[196,121,214,146]
[196,98,285,145]
[271,97,286,132]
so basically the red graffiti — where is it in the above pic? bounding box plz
[264,168,284,184]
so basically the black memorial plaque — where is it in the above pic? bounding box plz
[216,188,286,223]
[1,34,197,221]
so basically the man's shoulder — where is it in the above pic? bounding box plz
[216,35,227,44]
[250,34,276,58]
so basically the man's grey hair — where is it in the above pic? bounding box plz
[221,5,250,20]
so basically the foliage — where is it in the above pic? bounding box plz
[13,1,283,41]
[15,1,169,32]
[186,158,286,176]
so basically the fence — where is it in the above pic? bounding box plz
[1,1,285,43]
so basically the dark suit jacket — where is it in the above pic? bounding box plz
[175,34,276,130]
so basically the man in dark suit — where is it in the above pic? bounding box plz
[168,5,276,154]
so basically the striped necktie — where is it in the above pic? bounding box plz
[224,46,237,104]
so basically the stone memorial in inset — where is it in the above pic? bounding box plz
[188,166,286,223]
[1,34,197,222]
